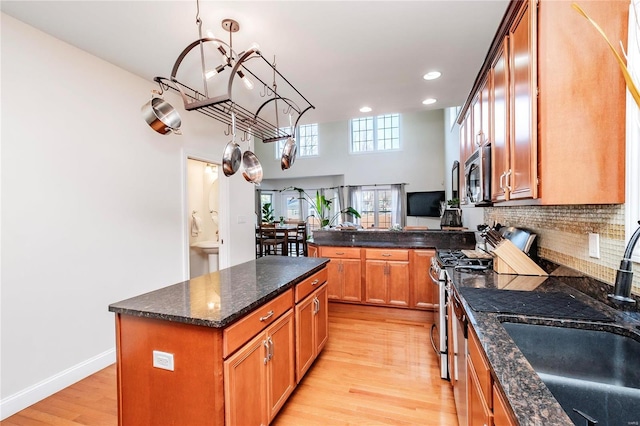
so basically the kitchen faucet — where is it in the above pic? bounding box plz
[608,221,640,305]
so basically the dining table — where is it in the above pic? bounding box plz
[257,224,297,257]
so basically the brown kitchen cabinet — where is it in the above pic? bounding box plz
[364,249,410,307]
[307,243,318,257]
[491,38,509,202]
[224,309,296,425]
[295,283,328,382]
[320,246,362,302]
[409,249,435,309]
[492,384,517,426]
[468,357,493,426]
[462,0,627,205]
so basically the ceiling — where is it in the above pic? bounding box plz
[0,0,509,125]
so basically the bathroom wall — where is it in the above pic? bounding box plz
[485,204,640,291]
[187,160,220,278]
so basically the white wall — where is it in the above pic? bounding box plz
[0,14,256,418]
[256,109,447,228]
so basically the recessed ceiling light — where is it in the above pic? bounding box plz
[360,106,372,113]
[422,98,437,105]
[423,71,442,80]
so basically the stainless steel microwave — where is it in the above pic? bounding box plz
[464,144,492,206]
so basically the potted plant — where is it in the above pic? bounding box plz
[261,202,274,224]
[283,187,361,228]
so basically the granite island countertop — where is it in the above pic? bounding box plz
[109,256,329,328]
[448,267,640,425]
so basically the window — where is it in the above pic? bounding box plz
[359,187,392,229]
[280,191,302,221]
[350,114,400,152]
[275,123,318,158]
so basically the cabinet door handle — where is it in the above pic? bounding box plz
[259,310,274,322]
[268,337,274,362]
[314,297,320,314]
[311,279,320,286]
[506,169,513,191]
[263,339,270,365]
[499,172,505,191]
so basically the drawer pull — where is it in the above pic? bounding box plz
[259,310,274,322]
[311,279,320,286]
[382,253,392,257]
[335,252,345,255]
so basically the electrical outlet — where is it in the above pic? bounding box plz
[588,233,600,259]
[152,350,174,371]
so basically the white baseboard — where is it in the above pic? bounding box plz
[0,348,116,420]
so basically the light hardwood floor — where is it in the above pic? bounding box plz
[2,304,457,426]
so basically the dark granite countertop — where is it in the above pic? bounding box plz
[448,267,640,425]
[109,256,329,328]
[310,229,476,250]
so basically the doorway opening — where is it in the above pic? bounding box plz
[186,158,222,278]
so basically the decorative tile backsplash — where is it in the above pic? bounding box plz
[484,204,640,292]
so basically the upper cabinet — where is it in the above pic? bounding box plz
[459,0,628,205]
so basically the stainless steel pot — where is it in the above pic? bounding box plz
[141,97,182,135]
[281,137,297,170]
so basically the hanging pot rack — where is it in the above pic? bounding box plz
[151,21,314,143]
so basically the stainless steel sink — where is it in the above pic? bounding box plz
[501,320,640,425]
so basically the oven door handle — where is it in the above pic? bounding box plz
[428,266,440,285]
[429,323,439,356]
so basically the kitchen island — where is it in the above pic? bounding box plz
[449,266,640,425]
[109,256,329,426]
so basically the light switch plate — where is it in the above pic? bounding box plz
[152,350,174,371]
[588,233,600,259]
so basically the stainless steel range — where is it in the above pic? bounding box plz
[429,250,492,380]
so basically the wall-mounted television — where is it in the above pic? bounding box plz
[406,191,445,217]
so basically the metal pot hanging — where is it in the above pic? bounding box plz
[242,135,263,184]
[222,112,242,177]
[281,114,297,170]
[141,93,182,135]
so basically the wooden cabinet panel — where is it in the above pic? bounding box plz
[342,258,363,302]
[365,260,387,304]
[224,310,295,426]
[321,247,362,302]
[223,289,293,358]
[326,260,342,300]
[491,38,509,202]
[493,384,517,426]
[508,0,537,200]
[410,249,435,309]
[267,311,295,422]
[365,248,409,261]
[294,294,315,383]
[319,246,360,258]
[365,258,409,307]
[469,328,492,409]
[295,268,328,303]
[224,330,268,426]
[468,357,493,426]
[388,261,410,307]
[315,285,329,353]
[295,283,329,383]
[307,244,318,258]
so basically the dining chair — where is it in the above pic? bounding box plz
[287,222,307,257]
[260,224,286,256]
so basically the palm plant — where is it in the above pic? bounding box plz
[284,187,361,228]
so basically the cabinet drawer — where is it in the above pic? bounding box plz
[365,249,409,261]
[469,326,493,409]
[295,268,328,303]
[493,383,516,426]
[223,289,293,358]
[319,247,361,259]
